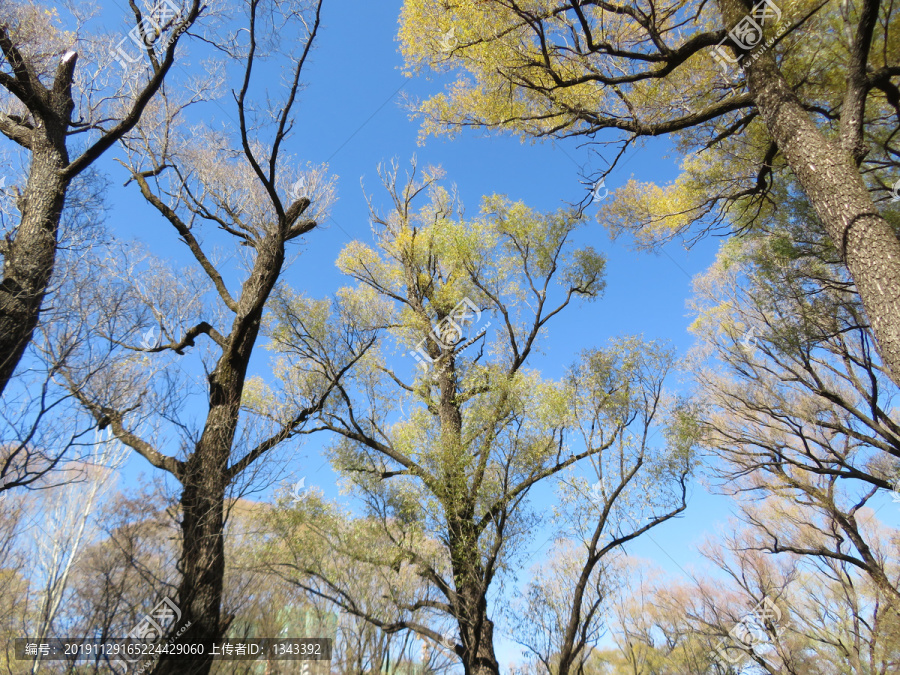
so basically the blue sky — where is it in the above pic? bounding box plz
[27,0,899,667]
[87,0,754,664]
[4,0,898,668]
[0,1,890,670]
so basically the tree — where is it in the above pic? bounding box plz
[397,0,900,385]
[512,340,694,675]
[258,158,691,675]
[26,433,129,674]
[0,0,204,394]
[584,560,723,675]
[512,542,617,675]
[0,491,31,674]
[600,520,900,674]
[688,204,900,609]
[262,485,470,675]
[0,170,108,498]
[48,1,375,673]
[60,487,182,674]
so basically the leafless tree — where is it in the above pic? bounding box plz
[48,1,376,673]
[1,185,109,498]
[60,488,182,675]
[0,0,205,394]
[25,436,129,674]
[0,491,31,674]
[600,521,900,674]
[689,208,900,611]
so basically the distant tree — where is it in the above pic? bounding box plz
[585,564,718,674]
[398,0,900,386]
[23,434,128,674]
[602,519,900,674]
[688,203,900,610]
[0,0,205,393]
[0,493,31,674]
[61,487,182,674]
[261,490,456,675]
[512,339,695,675]
[215,499,344,675]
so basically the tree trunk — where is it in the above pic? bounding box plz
[0,127,69,394]
[437,360,499,675]
[456,582,500,675]
[720,0,900,385]
[555,555,595,675]
[149,237,278,674]
[154,463,226,675]
[150,377,244,675]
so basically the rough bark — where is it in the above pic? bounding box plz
[450,547,500,675]
[138,5,323,670]
[0,120,70,393]
[719,0,900,384]
[160,422,231,675]
[0,2,202,394]
[458,584,499,675]
[151,243,284,675]
[0,36,74,392]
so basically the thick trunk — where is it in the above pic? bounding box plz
[456,582,499,675]
[467,617,499,675]
[151,372,246,675]
[0,4,198,393]
[0,129,69,393]
[151,250,277,675]
[156,463,226,675]
[720,0,900,385]
[437,359,498,675]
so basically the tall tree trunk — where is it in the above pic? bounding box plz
[555,555,595,675]
[148,234,278,675]
[720,0,900,385]
[456,581,499,675]
[0,3,200,395]
[155,462,226,675]
[449,520,498,675]
[0,127,69,393]
[151,373,244,675]
[437,358,499,675]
